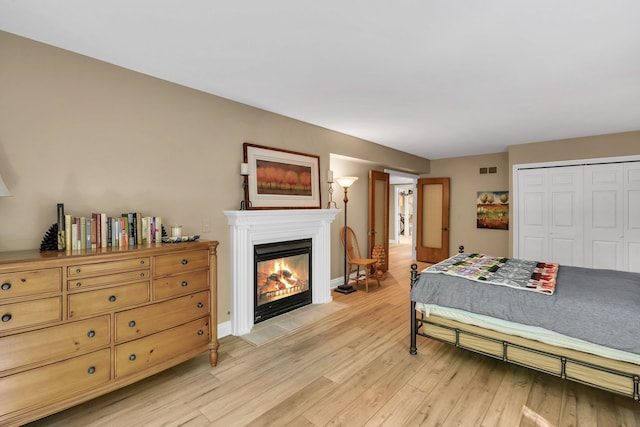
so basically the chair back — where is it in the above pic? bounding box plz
[340,226,363,261]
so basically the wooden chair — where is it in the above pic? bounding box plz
[340,226,381,292]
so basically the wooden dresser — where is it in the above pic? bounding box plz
[0,240,219,426]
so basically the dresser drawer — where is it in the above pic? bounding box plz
[0,315,110,372]
[67,257,150,278]
[115,317,209,378]
[154,250,208,277]
[0,297,61,332]
[0,349,110,416]
[68,269,149,291]
[0,268,61,300]
[115,291,210,342]
[68,282,149,319]
[153,269,209,300]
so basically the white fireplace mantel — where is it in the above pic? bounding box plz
[224,209,340,335]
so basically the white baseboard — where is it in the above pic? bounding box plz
[218,321,232,339]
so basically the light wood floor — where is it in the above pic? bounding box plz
[28,243,640,426]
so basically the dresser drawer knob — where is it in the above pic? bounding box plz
[128,320,136,327]
[1,282,11,291]
[76,268,82,273]
[181,281,188,287]
[87,330,96,338]
[181,259,188,265]
[76,282,82,288]
[129,354,136,361]
[140,272,145,277]
[1,314,11,322]
[140,260,146,265]
[197,329,204,336]
[87,366,96,374]
[108,295,117,302]
[197,302,204,309]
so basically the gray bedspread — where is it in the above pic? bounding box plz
[410,263,640,355]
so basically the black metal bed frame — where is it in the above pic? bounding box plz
[409,262,640,401]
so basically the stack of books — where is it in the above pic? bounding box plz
[56,203,163,251]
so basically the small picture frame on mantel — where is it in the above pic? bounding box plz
[243,143,321,209]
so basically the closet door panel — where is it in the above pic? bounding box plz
[584,164,623,270]
[625,164,640,272]
[518,170,548,261]
[548,167,583,266]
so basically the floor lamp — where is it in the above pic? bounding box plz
[334,176,358,294]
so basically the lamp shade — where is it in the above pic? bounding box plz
[0,174,11,197]
[335,176,358,188]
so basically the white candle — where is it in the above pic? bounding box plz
[241,163,249,175]
[327,170,334,182]
[171,225,182,237]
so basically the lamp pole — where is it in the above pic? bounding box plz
[334,176,358,294]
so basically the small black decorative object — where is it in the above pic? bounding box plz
[40,223,59,251]
[161,224,167,238]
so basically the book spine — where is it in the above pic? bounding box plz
[101,213,107,248]
[120,217,128,247]
[76,217,83,250]
[113,217,120,248]
[128,213,134,245]
[155,216,162,244]
[92,213,99,249]
[79,217,86,250]
[86,217,92,250]
[64,214,72,251]
[71,221,78,251]
[57,203,65,251]
[136,212,143,245]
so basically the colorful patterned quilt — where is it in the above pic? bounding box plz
[423,253,558,295]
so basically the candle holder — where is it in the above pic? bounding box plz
[326,181,338,209]
[240,163,252,210]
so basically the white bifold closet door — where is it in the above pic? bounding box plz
[517,161,640,272]
[517,166,584,267]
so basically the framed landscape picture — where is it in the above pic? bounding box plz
[477,191,509,229]
[243,143,321,209]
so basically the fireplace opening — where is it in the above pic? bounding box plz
[254,238,312,323]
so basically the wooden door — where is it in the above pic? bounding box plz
[416,178,449,263]
[368,170,389,272]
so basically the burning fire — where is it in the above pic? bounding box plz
[257,258,308,301]
[268,260,298,289]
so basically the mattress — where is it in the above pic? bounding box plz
[415,302,640,365]
[410,260,640,356]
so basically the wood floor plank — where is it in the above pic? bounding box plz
[325,341,429,426]
[245,376,336,427]
[403,352,487,426]
[520,373,565,427]
[480,363,535,427]
[441,356,507,426]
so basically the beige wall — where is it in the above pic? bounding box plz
[423,152,510,257]
[0,32,429,325]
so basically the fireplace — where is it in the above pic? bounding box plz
[224,209,340,336]
[254,238,312,323]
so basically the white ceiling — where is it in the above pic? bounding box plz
[1,1,639,159]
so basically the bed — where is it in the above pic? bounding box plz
[409,250,640,401]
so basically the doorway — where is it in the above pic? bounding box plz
[386,170,419,260]
[396,185,414,246]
